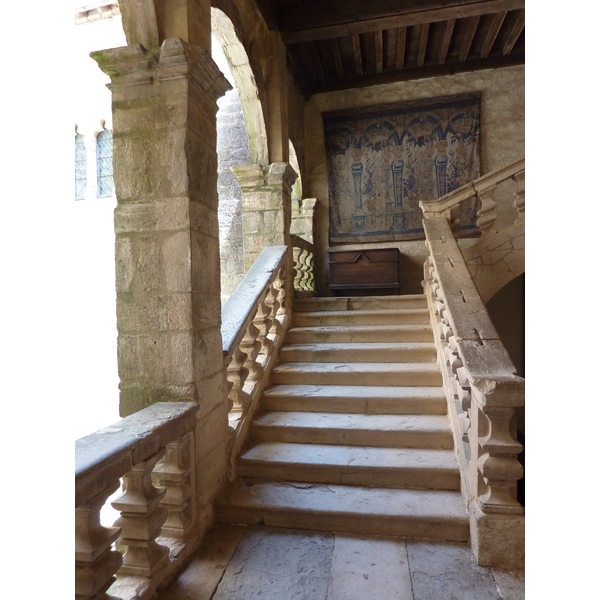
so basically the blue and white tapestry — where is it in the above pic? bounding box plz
[324,94,481,244]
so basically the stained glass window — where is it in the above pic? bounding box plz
[75,133,87,200]
[96,129,114,197]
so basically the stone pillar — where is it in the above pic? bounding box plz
[231,163,297,272]
[291,197,318,243]
[92,38,232,533]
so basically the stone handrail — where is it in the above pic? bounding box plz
[422,215,524,570]
[221,245,291,477]
[420,157,525,236]
[75,401,199,600]
[291,234,316,296]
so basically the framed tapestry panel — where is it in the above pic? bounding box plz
[324,93,481,244]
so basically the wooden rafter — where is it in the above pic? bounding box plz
[503,9,525,55]
[308,42,326,82]
[417,23,429,67]
[352,33,363,76]
[480,11,507,58]
[396,26,407,69]
[280,0,525,44]
[375,30,383,73]
[330,38,344,78]
[439,18,456,64]
[459,15,480,61]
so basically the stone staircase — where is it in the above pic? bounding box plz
[215,295,469,542]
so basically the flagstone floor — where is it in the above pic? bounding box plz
[156,523,524,600]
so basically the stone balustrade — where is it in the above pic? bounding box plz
[420,157,525,237]
[75,402,199,600]
[221,245,291,478]
[291,234,316,296]
[422,215,524,571]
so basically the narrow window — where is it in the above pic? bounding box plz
[96,129,114,197]
[75,133,87,200]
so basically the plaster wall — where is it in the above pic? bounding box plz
[304,66,524,295]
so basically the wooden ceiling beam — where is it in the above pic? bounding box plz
[417,23,429,67]
[308,42,326,82]
[396,26,407,69]
[280,0,525,44]
[480,11,507,58]
[352,33,364,76]
[375,30,383,73]
[459,15,480,60]
[330,38,344,78]
[438,18,456,64]
[503,9,525,55]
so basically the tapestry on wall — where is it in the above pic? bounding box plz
[324,93,481,244]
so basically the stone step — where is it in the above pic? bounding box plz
[278,342,436,363]
[237,442,460,490]
[293,308,431,327]
[285,324,434,344]
[249,412,453,449]
[270,362,443,387]
[215,480,469,541]
[260,384,447,415]
[293,295,427,312]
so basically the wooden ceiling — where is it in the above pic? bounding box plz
[254,0,525,97]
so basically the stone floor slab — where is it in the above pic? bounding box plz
[493,569,525,600]
[212,526,334,600]
[156,524,245,600]
[407,540,501,600]
[326,534,413,600]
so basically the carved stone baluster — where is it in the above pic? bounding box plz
[476,187,498,237]
[301,250,315,292]
[292,246,302,291]
[456,366,472,441]
[253,296,275,360]
[75,483,122,600]
[227,346,249,412]
[112,451,169,578]
[265,281,282,340]
[153,433,195,541]
[476,405,523,513]
[240,320,262,392]
[512,169,525,222]
[274,267,288,328]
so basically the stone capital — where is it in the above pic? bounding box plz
[232,162,298,193]
[91,38,231,104]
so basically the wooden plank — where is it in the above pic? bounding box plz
[459,15,480,60]
[384,29,397,71]
[308,41,326,82]
[438,18,456,64]
[417,23,429,67]
[396,26,407,69]
[353,33,364,76]
[480,11,507,58]
[503,9,525,55]
[296,44,320,83]
[375,29,383,73]
[330,37,345,78]
[281,0,525,44]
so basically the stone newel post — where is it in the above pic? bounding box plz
[92,38,232,530]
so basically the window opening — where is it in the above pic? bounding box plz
[75,133,87,200]
[96,129,114,197]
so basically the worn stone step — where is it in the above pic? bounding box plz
[260,384,447,415]
[285,324,434,344]
[250,412,453,449]
[270,362,443,387]
[293,295,427,312]
[215,480,469,541]
[293,308,431,327]
[237,442,460,490]
[279,342,436,363]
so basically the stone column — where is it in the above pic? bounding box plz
[231,162,297,272]
[92,38,232,533]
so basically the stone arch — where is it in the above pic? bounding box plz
[211,7,269,166]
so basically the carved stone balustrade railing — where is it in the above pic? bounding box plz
[221,245,291,478]
[291,234,316,297]
[422,215,524,571]
[420,157,525,237]
[75,402,198,600]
